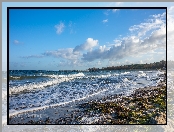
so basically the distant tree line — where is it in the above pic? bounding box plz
[88,60,166,72]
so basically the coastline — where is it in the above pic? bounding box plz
[9,72,166,124]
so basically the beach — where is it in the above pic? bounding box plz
[9,71,166,124]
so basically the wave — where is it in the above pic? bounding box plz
[45,72,85,78]
[9,75,47,80]
[9,73,85,95]
[9,87,108,118]
[8,70,164,117]
[121,72,130,75]
[138,73,147,78]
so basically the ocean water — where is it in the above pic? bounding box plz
[3,70,165,125]
[8,70,164,116]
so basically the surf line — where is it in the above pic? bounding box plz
[9,88,108,117]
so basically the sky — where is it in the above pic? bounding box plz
[2,2,174,71]
[8,8,166,70]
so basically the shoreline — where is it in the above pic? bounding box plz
[9,72,166,124]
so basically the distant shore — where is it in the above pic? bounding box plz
[9,72,166,124]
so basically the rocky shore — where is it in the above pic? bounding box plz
[76,72,166,124]
[9,72,166,124]
[77,85,166,124]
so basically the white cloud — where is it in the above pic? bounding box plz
[23,11,167,68]
[73,38,99,52]
[152,13,163,19]
[55,22,65,34]
[43,48,81,61]
[83,32,163,61]
[82,44,110,62]
[129,12,166,37]
[82,12,166,62]
[102,19,108,23]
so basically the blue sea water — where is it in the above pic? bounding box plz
[7,70,165,118]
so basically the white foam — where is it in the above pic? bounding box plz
[46,72,85,78]
[9,73,85,95]
[146,71,153,73]
[121,72,130,75]
[10,76,20,79]
[9,87,109,117]
[157,70,165,75]
[138,72,147,78]
[8,70,164,119]
[92,73,118,79]
[122,78,130,82]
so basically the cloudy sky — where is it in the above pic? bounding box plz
[9,8,166,70]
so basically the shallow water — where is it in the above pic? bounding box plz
[7,70,164,118]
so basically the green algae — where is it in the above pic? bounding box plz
[79,85,166,124]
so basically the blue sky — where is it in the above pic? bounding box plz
[3,2,174,71]
[9,8,166,70]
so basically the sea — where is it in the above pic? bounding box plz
[2,69,166,126]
